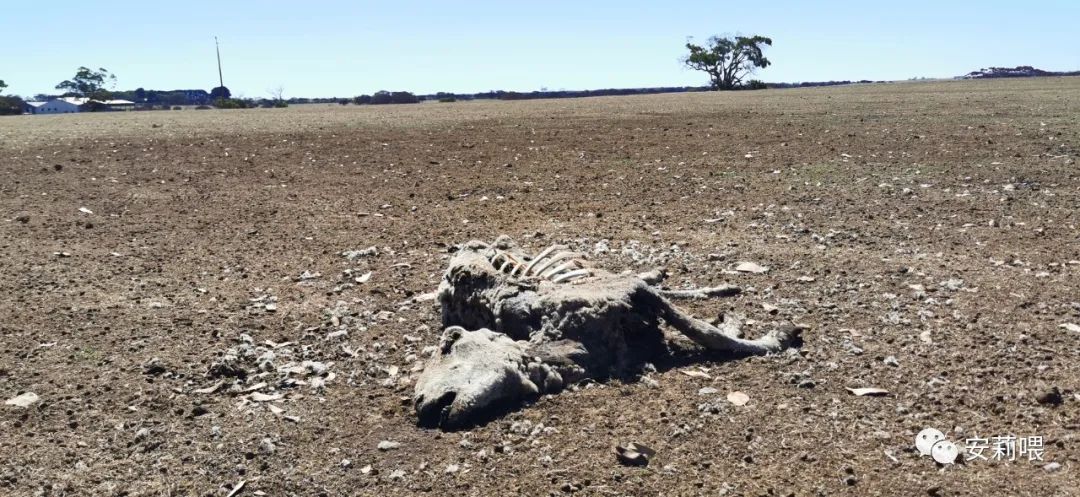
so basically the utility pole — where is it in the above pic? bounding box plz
[215,36,224,88]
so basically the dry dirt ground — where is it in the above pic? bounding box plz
[1,78,1079,496]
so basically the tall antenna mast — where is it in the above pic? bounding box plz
[215,36,224,88]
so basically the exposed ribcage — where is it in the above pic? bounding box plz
[487,245,592,283]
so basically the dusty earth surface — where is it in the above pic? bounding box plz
[1,78,1078,496]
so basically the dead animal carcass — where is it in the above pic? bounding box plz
[414,236,803,429]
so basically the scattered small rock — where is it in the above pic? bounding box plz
[342,247,378,260]
[726,391,750,406]
[1059,323,1080,333]
[614,442,656,466]
[847,387,889,397]
[250,392,283,402]
[1036,387,1063,406]
[735,261,769,274]
[4,392,39,408]
[939,278,964,291]
[377,440,401,451]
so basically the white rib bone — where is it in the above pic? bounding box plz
[541,261,579,279]
[490,252,521,274]
[503,260,519,273]
[531,251,577,276]
[551,268,592,283]
[497,258,514,273]
[489,252,509,267]
[523,245,560,276]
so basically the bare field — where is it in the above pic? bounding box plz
[1,77,1079,496]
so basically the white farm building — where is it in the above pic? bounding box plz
[24,97,135,114]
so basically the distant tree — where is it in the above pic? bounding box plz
[134,87,146,101]
[267,86,288,107]
[161,92,189,106]
[390,91,418,104]
[0,94,25,115]
[213,98,252,109]
[683,35,772,90]
[55,67,117,102]
[354,95,372,105]
[744,79,768,90]
[434,91,457,102]
[210,86,231,100]
[370,91,392,105]
[0,79,25,115]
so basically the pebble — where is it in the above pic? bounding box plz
[726,391,750,406]
[342,247,378,260]
[4,392,39,408]
[883,356,899,367]
[939,278,964,291]
[1036,387,1063,406]
[735,262,769,274]
[377,440,401,451]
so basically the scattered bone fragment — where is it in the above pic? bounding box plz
[846,387,889,397]
[614,442,656,466]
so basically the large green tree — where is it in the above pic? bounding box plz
[684,35,772,90]
[0,79,7,94]
[55,67,117,101]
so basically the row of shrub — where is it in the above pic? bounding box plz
[0,95,26,115]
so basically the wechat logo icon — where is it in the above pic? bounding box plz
[916,428,959,465]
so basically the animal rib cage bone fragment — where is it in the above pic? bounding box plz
[414,235,804,429]
[487,244,593,283]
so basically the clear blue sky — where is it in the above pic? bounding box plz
[2,1,1077,98]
